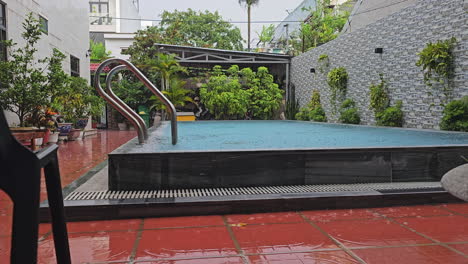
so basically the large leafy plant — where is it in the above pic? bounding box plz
[440,96,468,132]
[416,37,456,98]
[52,77,104,127]
[339,99,360,124]
[150,78,193,111]
[245,67,283,120]
[0,13,69,126]
[295,90,327,122]
[200,66,249,120]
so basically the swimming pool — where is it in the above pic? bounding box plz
[109,121,468,190]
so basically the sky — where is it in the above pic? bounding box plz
[138,0,304,47]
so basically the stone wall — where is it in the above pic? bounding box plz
[291,0,468,129]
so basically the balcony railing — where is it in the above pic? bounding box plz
[89,13,113,26]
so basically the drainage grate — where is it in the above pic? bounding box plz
[65,182,443,201]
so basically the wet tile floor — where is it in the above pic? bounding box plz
[1,130,468,263]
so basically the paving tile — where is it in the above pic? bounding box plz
[301,208,381,222]
[38,230,137,263]
[226,212,303,225]
[447,243,468,255]
[248,250,359,263]
[373,205,452,218]
[143,215,224,229]
[232,223,337,254]
[439,203,468,215]
[317,218,431,247]
[67,219,141,233]
[136,257,244,263]
[135,227,237,261]
[352,245,468,264]
[395,215,468,243]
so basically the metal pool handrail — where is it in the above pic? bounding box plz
[105,65,149,141]
[94,58,178,145]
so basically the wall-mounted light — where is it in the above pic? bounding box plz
[375,48,383,54]
[310,68,316,73]
[86,49,92,57]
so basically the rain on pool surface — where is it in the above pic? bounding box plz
[128,121,468,153]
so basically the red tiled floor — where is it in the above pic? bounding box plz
[372,205,453,218]
[448,243,468,255]
[135,227,237,261]
[137,257,244,263]
[232,223,337,254]
[316,218,432,247]
[395,215,468,243]
[226,212,304,225]
[248,251,360,264]
[352,245,467,264]
[56,130,135,190]
[439,203,468,215]
[0,215,12,237]
[301,208,382,222]
[38,230,137,263]
[144,215,224,229]
[67,219,141,233]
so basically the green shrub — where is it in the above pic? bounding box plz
[295,90,327,122]
[318,54,329,73]
[339,99,360,124]
[327,67,348,111]
[440,96,468,132]
[309,106,327,122]
[295,107,310,121]
[376,101,403,127]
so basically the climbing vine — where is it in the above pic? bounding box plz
[369,74,389,114]
[327,67,348,112]
[317,54,329,73]
[415,37,457,105]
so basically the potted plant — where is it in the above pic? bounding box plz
[52,76,104,140]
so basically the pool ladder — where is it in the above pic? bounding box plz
[93,59,177,145]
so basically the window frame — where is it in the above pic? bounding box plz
[39,15,48,35]
[0,1,7,61]
[70,55,80,77]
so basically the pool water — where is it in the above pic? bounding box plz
[137,121,468,152]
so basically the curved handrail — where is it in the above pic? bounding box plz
[105,65,149,140]
[94,62,146,144]
[94,58,178,145]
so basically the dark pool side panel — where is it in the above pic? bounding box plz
[109,147,468,191]
[39,191,462,223]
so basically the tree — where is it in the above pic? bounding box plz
[147,53,187,91]
[290,0,350,54]
[0,13,69,126]
[256,24,275,47]
[150,78,193,111]
[238,0,260,51]
[123,9,244,60]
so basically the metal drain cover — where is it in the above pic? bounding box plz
[65,182,443,201]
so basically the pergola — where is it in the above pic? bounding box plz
[155,44,293,99]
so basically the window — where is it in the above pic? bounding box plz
[0,2,6,61]
[70,55,80,77]
[39,15,48,34]
[89,0,110,25]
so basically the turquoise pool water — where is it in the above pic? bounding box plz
[136,121,468,152]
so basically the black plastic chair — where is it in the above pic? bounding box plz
[0,110,71,263]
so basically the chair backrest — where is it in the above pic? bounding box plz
[0,110,39,198]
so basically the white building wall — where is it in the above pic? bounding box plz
[104,33,134,60]
[3,0,90,125]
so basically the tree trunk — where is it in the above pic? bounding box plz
[248,5,251,51]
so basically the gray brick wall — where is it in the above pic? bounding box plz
[291,0,468,129]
